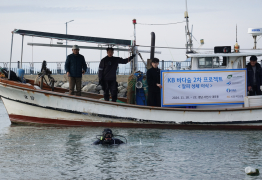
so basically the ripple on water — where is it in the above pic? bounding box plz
[0,101,262,179]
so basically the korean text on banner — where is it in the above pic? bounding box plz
[161,69,247,107]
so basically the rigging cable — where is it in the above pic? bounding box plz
[136,44,195,50]
[137,21,185,25]
[135,45,262,51]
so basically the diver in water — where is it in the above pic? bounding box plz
[93,128,125,145]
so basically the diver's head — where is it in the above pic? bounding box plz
[102,128,113,142]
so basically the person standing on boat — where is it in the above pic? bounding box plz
[65,45,87,96]
[247,55,262,96]
[147,58,162,107]
[98,47,135,102]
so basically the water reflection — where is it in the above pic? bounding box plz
[0,102,262,179]
[65,134,85,166]
[96,148,119,179]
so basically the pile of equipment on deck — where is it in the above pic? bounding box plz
[0,68,23,82]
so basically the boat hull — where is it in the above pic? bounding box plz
[8,114,262,130]
[1,79,262,129]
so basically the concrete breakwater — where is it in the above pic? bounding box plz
[25,74,130,98]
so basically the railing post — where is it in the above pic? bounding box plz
[4,63,8,69]
[86,62,90,74]
[30,62,34,74]
[57,62,61,74]
[162,60,164,70]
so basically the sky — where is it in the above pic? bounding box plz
[0,0,262,65]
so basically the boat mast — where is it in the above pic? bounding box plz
[132,19,137,73]
[185,0,193,53]
[8,31,14,79]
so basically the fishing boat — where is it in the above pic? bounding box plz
[2,67,262,130]
[1,10,262,130]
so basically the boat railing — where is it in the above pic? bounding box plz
[0,60,191,75]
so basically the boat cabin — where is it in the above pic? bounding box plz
[181,48,262,109]
[187,49,262,70]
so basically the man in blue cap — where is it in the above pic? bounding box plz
[65,45,87,96]
[247,55,262,96]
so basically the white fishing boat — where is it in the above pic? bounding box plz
[1,6,262,130]
[1,70,262,130]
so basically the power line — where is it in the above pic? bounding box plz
[136,44,211,50]
[137,21,185,25]
[136,44,262,51]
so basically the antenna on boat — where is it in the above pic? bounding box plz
[184,0,193,53]
[234,24,239,52]
[236,24,238,43]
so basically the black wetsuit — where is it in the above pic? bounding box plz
[93,138,124,145]
[146,67,161,107]
[98,56,131,102]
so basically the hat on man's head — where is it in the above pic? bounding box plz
[106,47,114,52]
[152,58,159,63]
[250,55,257,61]
[72,45,79,50]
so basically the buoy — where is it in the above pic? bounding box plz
[245,167,260,176]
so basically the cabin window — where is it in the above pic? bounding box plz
[198,57,228,68]
[198,57,213,68]
[212,57,220,68]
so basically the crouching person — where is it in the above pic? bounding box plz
[65,45,87,96]
[147,58,162,107]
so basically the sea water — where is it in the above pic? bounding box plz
[0,100,261,180]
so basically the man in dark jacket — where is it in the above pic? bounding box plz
[65,45,87,96]
[98,47,135,102]
[247,55,262,96]
[93,128,124,145]
[147,58,162,107]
